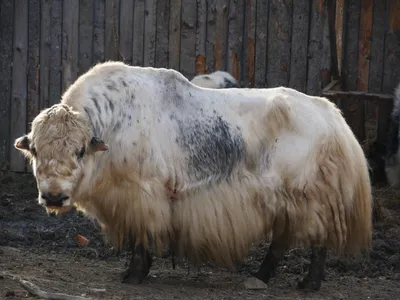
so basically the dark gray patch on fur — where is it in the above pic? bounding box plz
[91,97,102,115]
[106,80,117,91]
[113,121,122,132]
[174,113,246,181]
[103,93,115,112]
[221,77,238,88]
[202,76,211,80]
[84,106,99,136]
[121,79,127,87]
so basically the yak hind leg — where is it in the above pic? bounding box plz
[297,246,327,291]
[121,236,153,284]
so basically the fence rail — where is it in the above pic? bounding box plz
[0,0,399,172]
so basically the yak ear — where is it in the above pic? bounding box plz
[90,137,109,152]
[14,135,31,151]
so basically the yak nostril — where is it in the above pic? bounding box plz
[58,194,69,202]
[41,193,69,206]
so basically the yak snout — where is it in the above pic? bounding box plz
[41,192,70,207]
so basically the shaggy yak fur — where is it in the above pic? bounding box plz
[190,70,239,88]
[15,61,373,290]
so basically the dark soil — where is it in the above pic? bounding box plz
[0,172,399,300]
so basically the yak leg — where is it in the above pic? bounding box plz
[253,234,290,284]
[297,246,327,291]
[121,236,153,284]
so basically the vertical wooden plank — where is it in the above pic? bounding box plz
[180,0,197,78]
[49,0,62,105]
[62,0,79,93]
[335,0,344,75]
[214,0,230,71]
[342,0,361,91]
[119,0,134,64]
[10,0,28,172]
[79,0,94,75]
[133,0,145,67]
[243,0,256,87]
[289,0,310,92]
[0,0,14,170]
[320,0,331,88]
[93,0,105,64]
[382,0,400,94]
[155,0,170,68]
[356,0,373,92]
[368,0,386,93]
[340,94,366,143]
[254,0,268,88]
[306,0,325,95]
[267,0,293,88]
[227,0,244,83]
[206,0,217,73]
[144,0,157,67]
[40,0,51,110]
[195,0,207,74]
[105,0,120,61]
[168,0,181,70]
[377,99,394,147]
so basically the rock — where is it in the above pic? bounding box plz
[89,288,106,297]
[240,277,268,290]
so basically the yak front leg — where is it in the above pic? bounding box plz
[297,246,327,291]
[121,236,153,284]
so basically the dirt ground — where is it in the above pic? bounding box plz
[0,172,399,300]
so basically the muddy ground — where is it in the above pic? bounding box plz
[0,172,399,300]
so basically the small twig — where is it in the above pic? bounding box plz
[2,272,92,300]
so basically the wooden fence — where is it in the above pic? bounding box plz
[0,0,399,173]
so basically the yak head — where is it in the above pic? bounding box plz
[14,104,108,213]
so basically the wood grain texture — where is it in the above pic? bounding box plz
[254,0,268,87]
[168,0,181,70]
[0,0,14,170]
[180,0,197,78]
[243,0,256,87]
[214,0,229,71]
[62,0,79,93]
[79,0,94,75]
[267,0,293,88]
[289,0,310,92]
[119,0,134,64]
[49,0,62,105]
[10,0,28,172]
[105,0,120,61]
[93,0,105,64]
[368,0,386,93]
[335,0,344,75]
[227,0,244,83]
[195,0,207,74]
[382,0,400,94]
[356,0,373,91]
[205,0,216,73]
[40,0,51,111]
[133,0,145,66]
[144,0,157,67]
[320,0,331,88]
[155,0,170,68]
[342,0,361,91]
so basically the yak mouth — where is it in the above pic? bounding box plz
[45,205,74,215]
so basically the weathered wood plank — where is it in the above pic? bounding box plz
[133,0,145,66]
[10,0,28,172]
[62,0,79,93]
[144,0,157,67]
[79,0,94,74]
[382,0,400,94]
[335,0,344,75]
[40,0,51,110]
[254,0,268,88]
[342,0,361,91]
[214,0,229,71]
[243,0,256,87]
[180,0,197,78]
[289,0,310,92]
[195,0,207,74]
[340,94,366,143]
[168,0,181,70]
[377,99,394,147]
[306,0,326,95]
[320,0,331,88]
[105,0,120,61]
[267,0,293,88]
[155,0,170,68]
[49,0,63,105]
[205,0,216,73]
[227,0,244,83]
[0,0,14,170]
[119,0,134,64]
[368,0,387,93]
[327,0,338,80]
[356,0,373,91]
[93,0,105,64]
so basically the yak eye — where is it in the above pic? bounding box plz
[77,146,85,159]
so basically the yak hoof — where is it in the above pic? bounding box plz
[120,269,148,284]
[297,277,321,291]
